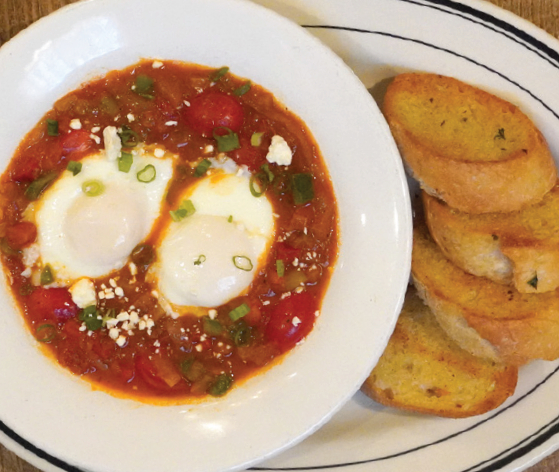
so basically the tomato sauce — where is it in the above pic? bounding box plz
[0,60,338,402]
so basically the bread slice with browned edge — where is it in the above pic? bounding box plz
[423,183,559,293]
[383,73,556,213]
[361,288,518,418]
[412,218,559,366]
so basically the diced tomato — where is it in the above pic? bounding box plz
[183,91,244,137]
[265,291,316,352]
[136,354,182,390]
[27,287,79,324]
[61,130,94,159]
[230,134,267,172]
[5,221,37,249]
[276,242,302,261]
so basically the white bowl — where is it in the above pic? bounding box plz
[0,0,412,471]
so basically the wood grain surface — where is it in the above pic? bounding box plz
[1,0,559,471]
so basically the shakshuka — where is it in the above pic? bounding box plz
[0,60,338,401]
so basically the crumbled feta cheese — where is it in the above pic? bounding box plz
[292,316,302,327]
[103,126,122,161]
[69,278,96,308]
[69,119,82,130]
[152,60,164,69]
[109,328,120,340]
[91,126,101,133]
[154,148,165,158]
[204,145,214,154]
[208,309,218,320]
[22,243,40,268]
[115,287,124,297]
[20,268,32,278]
[129,262,138,276]
[90,134,101,144]
[127,113,135,122]
[266,135,292,166]
[165,121,178,126]
[116,335,127,347]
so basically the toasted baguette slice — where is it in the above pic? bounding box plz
[361,288,518,418]
[412,217,559,366]
[423,184,559,293]
[383,73,556,213]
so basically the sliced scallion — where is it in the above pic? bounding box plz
[118,152,133,173]
[227,215,233,223]
[25,172,57,200]
[276,259,285,277]
[260,163,274,182]
[79,305,102,331]
[194,255,206,266]
[66,161,82,176]
[118,126,140,147]
[47,119,59,137]
[229,303,250,321]
[202,316,223,336]
[213,127,240,152]
[40,264,54,285]
[292,173,314,205]
[82,179,105,196]
[251,132,264,147]
[36,323,56,343]
[249,172,268,197]
[210,66,229,82]
[194,159,211,177]
[233,255,253,271]
[170,199,196,222]
[137,164,156,183]
[233,81,251,96]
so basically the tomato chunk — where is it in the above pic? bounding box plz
[136,354,182,390]
[61,130,94,159]
[230,135,267,172]
[183,92,244,137]
[265,291,316,352]
[5,221,37,249]
[27,287,79,324]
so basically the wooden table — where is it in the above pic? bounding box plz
[1,0,559,471]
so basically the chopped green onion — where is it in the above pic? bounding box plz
[249,172,268,197]
[36,323,56,343]
[213,127,240,152]
[118,152,133,173]
[40,264,54,285]
[210,66,229,82]
[233,81,251,96]
[181,358,205,382]
[100,96,120,116]
[101,308,116,327]
[260,163,274,182]
[251,132,264,147]
[528,274,538,289]
[25,172,57,200]
[82,179,105,196]
[228,215,233,223]
[292,173,314,205]
[133,75,155,99]
[202,316,223,336]
[194,255,206,266]
[233,255,253,271]
[276,259,285,277]
[208,373,233,396]
[47,119,59,137]
[118,126,140,147]
[137,164,156,183]
[170,199,196,222]
[194,159,211,177]
[66,161,82,176]
[229,303,250,321]
[228,320,253,346]
[79,305,103,331]
[19,283,34,296]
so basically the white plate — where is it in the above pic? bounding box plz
[248,1,559,471]
[0,1,411,472]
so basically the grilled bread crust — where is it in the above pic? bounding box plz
[423,184,559,293]
[412,219,559,366]
[383,73,556,213]
[361,289,518,418]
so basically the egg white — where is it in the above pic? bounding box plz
[32,149,173,283]
[154,171,276,309]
